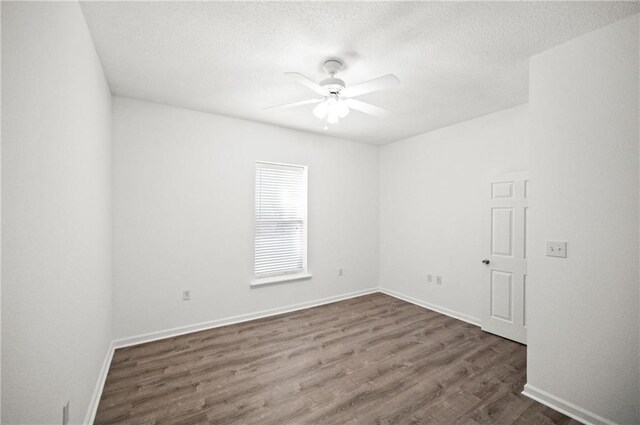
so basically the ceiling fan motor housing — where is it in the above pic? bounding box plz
[320,77,346,94]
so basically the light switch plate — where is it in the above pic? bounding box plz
[546,241,567,258]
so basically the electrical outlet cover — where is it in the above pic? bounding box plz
[546,241,567,258]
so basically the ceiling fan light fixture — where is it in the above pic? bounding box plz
[314,96,349,124]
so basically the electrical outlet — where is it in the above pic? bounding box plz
[427,274,433,283]
[182,290,191,301]
[338,268,343,277]
[62,401,69,425]
[436,275,442,285]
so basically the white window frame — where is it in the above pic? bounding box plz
[251,161,310,287]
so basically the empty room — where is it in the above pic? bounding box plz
[2,1,640,424]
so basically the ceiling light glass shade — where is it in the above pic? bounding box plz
[336,99,350,118]
[313,101,328,119]
[327,108,339,124]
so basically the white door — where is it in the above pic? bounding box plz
[482,172,528,344]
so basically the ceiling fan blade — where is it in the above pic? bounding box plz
[284,72,329,96]
[344,98,392,118]
[264,98,321,110]
[341,74,400,98]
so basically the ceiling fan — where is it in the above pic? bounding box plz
[266,59,400,127]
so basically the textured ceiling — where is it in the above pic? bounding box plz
[80,1,640,145]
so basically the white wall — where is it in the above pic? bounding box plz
[1,3,112,424]
[1,2,4,420]
[379,105,529,322]
[527,14,639,424]
[112,97,378,340]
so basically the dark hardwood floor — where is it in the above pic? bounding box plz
[95,293,579,425]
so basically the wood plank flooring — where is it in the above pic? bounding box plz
[95,293,579,425]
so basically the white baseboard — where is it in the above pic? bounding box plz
[83,340,115,425]
[522,384,616,425]
[113,287,379,349]
[379,287,481,326]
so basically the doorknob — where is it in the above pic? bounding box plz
[482,259,490,265]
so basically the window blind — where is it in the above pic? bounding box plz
[255,162,307,278]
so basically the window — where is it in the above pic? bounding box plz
[253,161,309,285]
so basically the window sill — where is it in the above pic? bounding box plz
[251,272,312,287]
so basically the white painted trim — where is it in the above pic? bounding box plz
[83,341,115,425]
[379,287,481,326]
[522,384,616,425]
[255,160,307,169]
[113,287,378,349]
[251,272,312,287]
